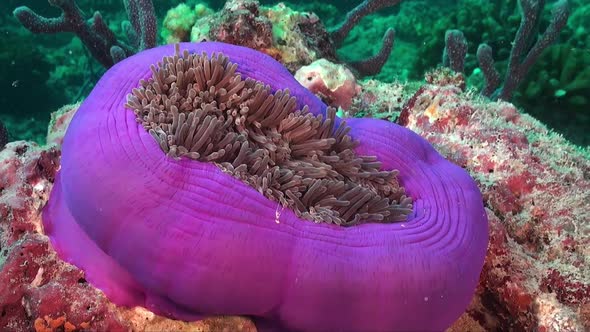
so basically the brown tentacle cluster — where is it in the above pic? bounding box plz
[125,44,412,226]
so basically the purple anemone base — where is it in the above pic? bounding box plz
[43,42,489,332]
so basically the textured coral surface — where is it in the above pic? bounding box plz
[164,0,335,72]
[3,0,588,330]
[396,84,590,332]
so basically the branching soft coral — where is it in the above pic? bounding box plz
[330,0,401,76]
[13,0,157,67]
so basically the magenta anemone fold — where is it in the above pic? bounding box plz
[43,42,489,332]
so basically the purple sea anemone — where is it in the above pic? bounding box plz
[43,42,488,331]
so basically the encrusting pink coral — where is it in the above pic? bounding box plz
[295,58,361,110]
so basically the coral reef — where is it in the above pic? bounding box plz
[161,3,213,43]
[0,23,69,144]
[515,44,590,146]
[162,0,398,75]
[347,79,409,120]
[337,0,588,145]
[2,0,589,331]
[261,2,333,69]
[4,0,156,144]
[566,0,590,48]
[7,0,586,147]
[328,0,399,76]
[2,44,588,331]
[395,81,589,331]
[172,0,336,71]
[442,29,468,73]
[449,0,588,145]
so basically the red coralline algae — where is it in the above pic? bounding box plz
[391,81,589,331]
[505,171,536,197]
[210,0,274,51]
[485,184,524,215]
[0,141,126,332]
[541,270,590,306]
